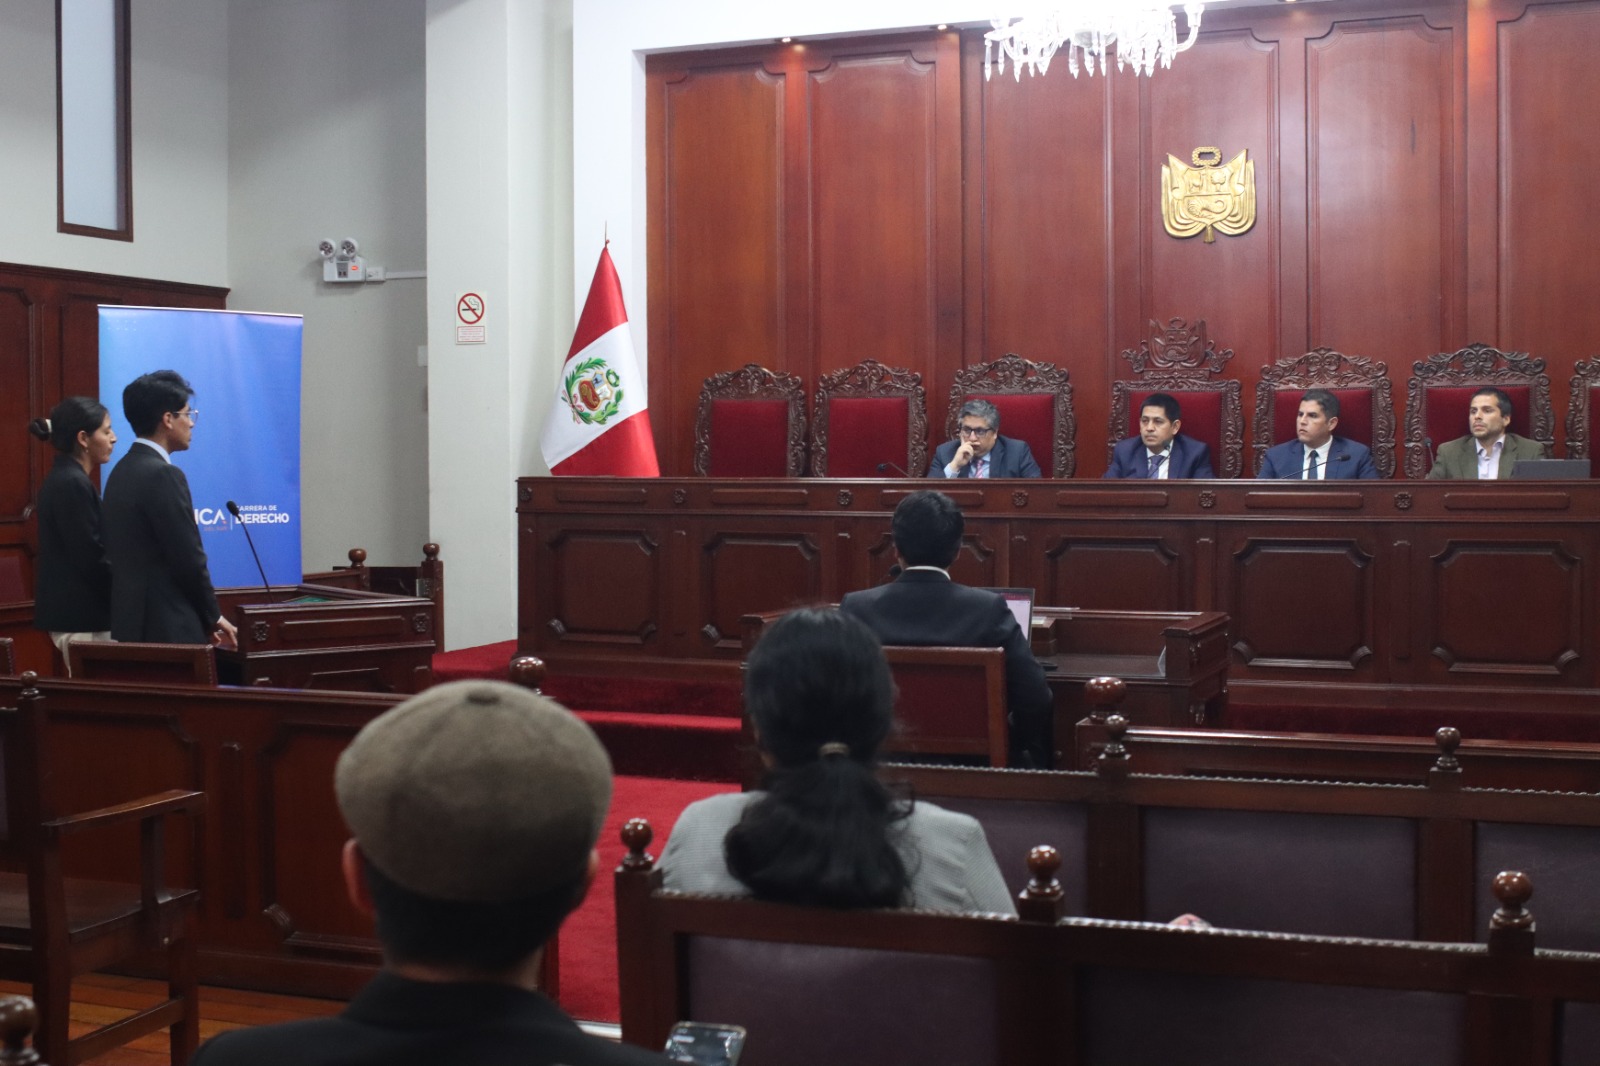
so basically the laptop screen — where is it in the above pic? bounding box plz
[981,587,1035,632]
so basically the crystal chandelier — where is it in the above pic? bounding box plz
[985,3,1205,80]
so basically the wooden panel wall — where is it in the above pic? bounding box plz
[646,0,1600,477]
[0,262,229,597]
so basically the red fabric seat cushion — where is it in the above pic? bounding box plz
[968,393,1057,477]
[708,398,793,477]
[1126,389,1224,467]
[824,396,912,477]
[1272,388,1375,448]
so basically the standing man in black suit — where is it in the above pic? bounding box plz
[102,370,238,647]
[927,399,1043,478]
[840,490,1054,767]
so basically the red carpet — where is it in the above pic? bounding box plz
[558,774,738,1022]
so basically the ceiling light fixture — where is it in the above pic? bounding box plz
[985,3,1204,80]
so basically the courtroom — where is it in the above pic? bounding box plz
[5,1,1600,1064]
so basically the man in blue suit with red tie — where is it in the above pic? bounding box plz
[1104,393,1215,479]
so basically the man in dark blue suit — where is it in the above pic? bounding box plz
[840,490,1053,767]
[927,399,1042,478]
[1257,388,1379,480]
[1104,393,1215,479]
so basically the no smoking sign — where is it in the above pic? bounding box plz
[455,292,486,344]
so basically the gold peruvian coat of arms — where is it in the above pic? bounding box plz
[1162,147,1256,243]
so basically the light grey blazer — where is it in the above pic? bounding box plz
[656,791,1018,916]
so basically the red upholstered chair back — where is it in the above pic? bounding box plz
[1403,344,1553,478]
[882,646,1008,767]
[945,354,1076,477]
[811,360,927,477]
[1253,349,1396,477]
[1565,359,1600,475]
[1110,319,1243,477]
[1123,389,1227,475]
[694,364,806,477]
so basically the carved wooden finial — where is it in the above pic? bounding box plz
[1084,675,1127,724]
[18,673,37,699]
[1489,869,1536,956]
[347,548,368,567]
[620,818,655,871]
[0,995,41,1066]
[1096,713,1131,778]
[1017,845,1064,923]
[507,656,547,692]
[1431,726,1462,779]
[423,543,440,561]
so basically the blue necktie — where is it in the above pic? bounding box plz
[1147,453,1165,479]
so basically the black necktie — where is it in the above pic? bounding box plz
[1305,449,1319,481]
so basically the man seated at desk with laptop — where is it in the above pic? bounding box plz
[840,490,1053,768]
[1426,387,1547,479]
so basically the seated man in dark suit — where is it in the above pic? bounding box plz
[1426,386,1546,479]
[1256,388,1380,480]
[190,680,666,1066]
[927,399,1042,478]
[1104,392,1216,479]
[840,490,1053,767]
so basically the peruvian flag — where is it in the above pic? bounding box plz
[540,245,660,476]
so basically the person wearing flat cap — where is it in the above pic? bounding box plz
[190,681,668,1066]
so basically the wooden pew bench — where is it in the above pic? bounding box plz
[615,825,1600,1066]
[882,730,1600,951]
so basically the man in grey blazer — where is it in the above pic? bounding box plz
[1426,387,1546,479]
[102,370,238,647]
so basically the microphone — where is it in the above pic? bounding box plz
[227,500,278,602]
[1423,437,1436,475]
[876,461,912,478]
[1268,454,1350,480]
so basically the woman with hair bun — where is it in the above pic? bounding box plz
[29,396,117,662]
[657,608,1015,914]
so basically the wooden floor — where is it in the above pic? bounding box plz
[0,974,346,1066]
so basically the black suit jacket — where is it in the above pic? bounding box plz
[927,435,1043,478]
[101,442,222,643]
[32,454,112,633]
[190,971,667,1066]
[840,570,1053,766]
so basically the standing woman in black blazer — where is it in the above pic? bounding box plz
[29,397,117,664]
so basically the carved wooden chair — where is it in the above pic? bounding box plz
[943,353,1075,478]
[1253,348,1396,478]
[0,675,204,1066]
[810,359,927,478]
[1565,356,1600,473]
[1402,344,1553,478]
[693,363,807,477]
[65,641,218,686]
[1109,318,1245,478]
[882,646,1008,767]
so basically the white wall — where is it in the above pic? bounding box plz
[0,0,228,283]
[226,0,430,574]
[425,0,574,650]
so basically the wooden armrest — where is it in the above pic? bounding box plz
[46,789,206,837]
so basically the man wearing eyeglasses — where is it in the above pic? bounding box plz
[927,399,1042,479]
[103,370,238,648]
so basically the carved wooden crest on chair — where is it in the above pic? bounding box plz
[1565,356,1600,464]
[945,353,1075,478]
[1253,348,1396,478]
[1403,344,1553,479]
[693,363,807,477]
[1109,318,1244,478]
[810,359,927,478]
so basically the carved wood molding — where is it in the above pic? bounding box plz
[1403,344,1553,479]
[1252,348,1396,478]
[810,359,927,477]
[945,352,1077,478]
[693,362,807,476]
[1119,318,1233,378]
[1566,356,1600,459]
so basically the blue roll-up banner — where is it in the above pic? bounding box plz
[98,307,304,589]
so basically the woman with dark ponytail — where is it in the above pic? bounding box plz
[657,608,1015,913]
[29,397,117,662]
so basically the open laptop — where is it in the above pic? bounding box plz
[1510,459,1590,479]
[980,587,1035,633]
